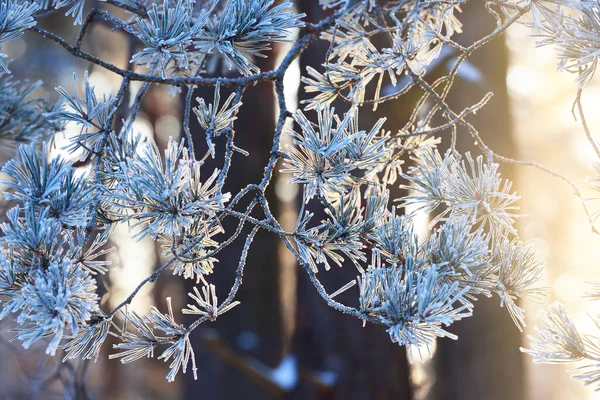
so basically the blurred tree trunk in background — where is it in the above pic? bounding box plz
[289,2,413,400]
[182,51,284,399]
[432,3,523,400]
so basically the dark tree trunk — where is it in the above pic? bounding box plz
[182,56,284,399]
[432,3,524,400]
[288,2,413,400]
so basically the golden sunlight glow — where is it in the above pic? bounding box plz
[507,21,600,400]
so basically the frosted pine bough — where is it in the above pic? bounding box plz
[0,0,596,387]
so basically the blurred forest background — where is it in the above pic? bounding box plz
[1,1,600,399]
